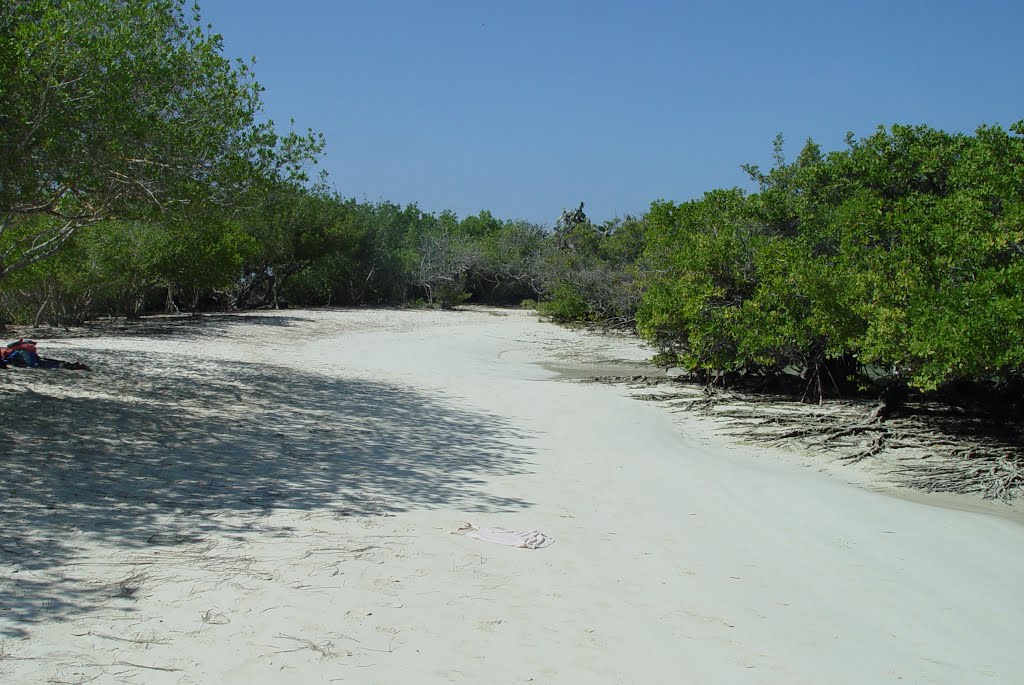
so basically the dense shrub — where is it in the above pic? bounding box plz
[638,123,1024,395]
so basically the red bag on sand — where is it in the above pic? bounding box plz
[6,338,38,354]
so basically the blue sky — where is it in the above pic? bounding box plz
[201,0,1024,225]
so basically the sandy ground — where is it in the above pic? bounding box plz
[1,307,1022,684]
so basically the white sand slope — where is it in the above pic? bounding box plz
[1,307,1022,684]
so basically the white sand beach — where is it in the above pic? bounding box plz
[2,307,1022,684]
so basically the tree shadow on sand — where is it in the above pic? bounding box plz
[0,348,536,637]
[9,311,321,341]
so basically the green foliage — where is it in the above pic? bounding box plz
[537,283,592,322]
[638,122,1024,394]
[539,215,647,326]
[639,189,755,366]
[0,0,269,277]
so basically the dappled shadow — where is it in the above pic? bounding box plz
[6,311,318,341]
[0,349,535,636]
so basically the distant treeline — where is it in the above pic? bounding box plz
[2,1,1021,402]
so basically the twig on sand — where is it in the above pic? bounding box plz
[199,609,230,625]
[46,673,103,685]
[111,571,147,600]
[114,660,181,672]
[359,636,398,654]
[272,633,346,659]
[0,645,33,661]
[70,631,169,646]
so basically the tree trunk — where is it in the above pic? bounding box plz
[165,283,179,314]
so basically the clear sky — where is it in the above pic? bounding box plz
[201,0,1024,225]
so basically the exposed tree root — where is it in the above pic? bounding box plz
[893,451,1024,501]
[620,379,1024,502]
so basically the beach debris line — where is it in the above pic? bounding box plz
[451,522,554,549]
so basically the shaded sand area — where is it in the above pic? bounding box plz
[2,308,1022,684]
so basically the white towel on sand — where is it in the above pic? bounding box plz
[451,523,554,549]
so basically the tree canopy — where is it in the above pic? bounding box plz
[0,0,269,277]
